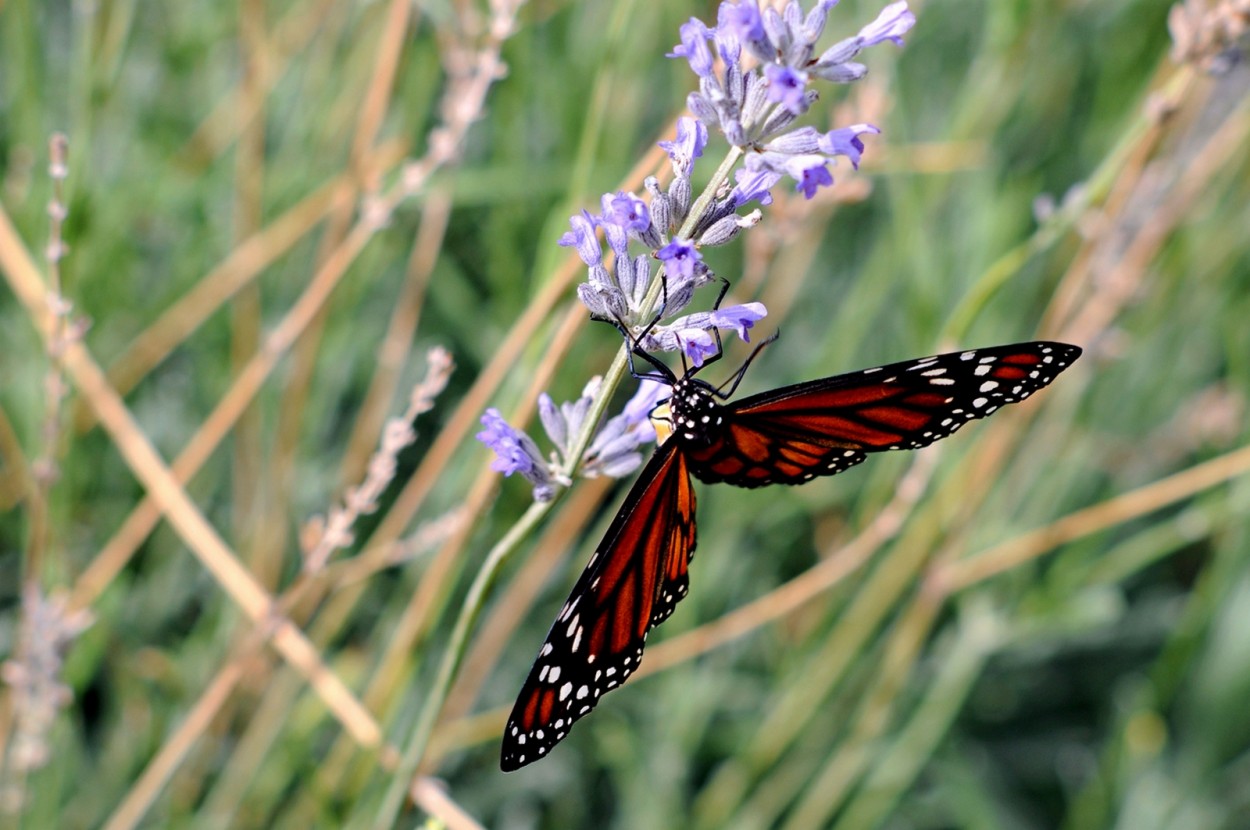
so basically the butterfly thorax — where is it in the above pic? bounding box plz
[651,376,724,448]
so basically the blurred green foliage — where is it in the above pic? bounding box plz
[2,0,1249,828]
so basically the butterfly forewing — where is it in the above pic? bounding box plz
[500,442,696,771]
[684,341,1081,488]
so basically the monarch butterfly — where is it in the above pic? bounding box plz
[501,337,1081,770]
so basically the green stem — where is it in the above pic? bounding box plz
[371,499,551,829]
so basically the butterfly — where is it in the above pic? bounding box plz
[500,338,1081,770]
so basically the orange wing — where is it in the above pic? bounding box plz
[501,442,696,771]
[686,342,1081,488]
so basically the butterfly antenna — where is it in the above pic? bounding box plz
[715,329,780,399]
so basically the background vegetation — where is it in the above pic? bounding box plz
[2,0,1248,827]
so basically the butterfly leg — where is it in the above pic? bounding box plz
[688,276,734,373]
[603,310,677,384]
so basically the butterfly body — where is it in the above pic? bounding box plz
[500,341,1080,771]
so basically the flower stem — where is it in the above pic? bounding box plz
[372,498,552,829]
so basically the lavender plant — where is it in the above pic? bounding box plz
[478,0,915,497]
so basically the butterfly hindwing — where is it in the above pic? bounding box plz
[684,341,1081,488]
[500,442,696,771]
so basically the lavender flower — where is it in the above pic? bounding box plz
[731,167,783,207]
[642,303,768,366]
[764,64,811,115]
[478,408,555,501]
[478,379,666,501]
[658,116,708,176]
[656,238,703,281]
[668,18,716,78]
[819,123,880,169]
[558,210,602,266]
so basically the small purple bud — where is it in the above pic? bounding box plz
[647,179,673,237]
[623,379,667,426]
[762,5,791,56]
[801,0,840,45]
[616,251,638,303]
[687,91,719,125]
[630,254,652,308]
[811,61,868,83]
[537,393,565,452]
[731,166,782,207]
[668,176,692,223]
[699,214,745,247]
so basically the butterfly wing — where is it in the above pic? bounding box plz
[501,441,696,771]
[686,341,1081,487]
